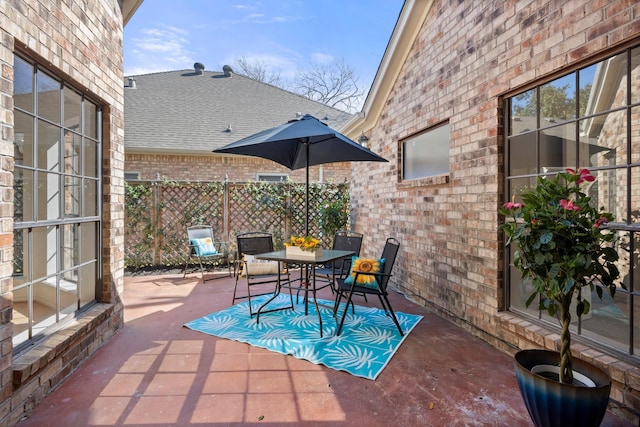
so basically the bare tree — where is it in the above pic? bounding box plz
[233,55,364,112]
[294,58,364,112]
[233,56,285,87]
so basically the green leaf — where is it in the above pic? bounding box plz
[525,292,537,308]
[539,232,553,244]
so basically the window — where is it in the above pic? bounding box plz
[504,46,640,358]
[125,171,141,180]
[402,122,450,180]
[257,173,288,182]
[12,54,101,351]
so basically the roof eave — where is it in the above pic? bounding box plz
[123,0,144,26]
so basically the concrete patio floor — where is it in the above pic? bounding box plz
[16,270,634,426]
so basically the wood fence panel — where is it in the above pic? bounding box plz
[124,180,349,268]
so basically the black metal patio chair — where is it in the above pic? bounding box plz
[232,232,289,316]
[313,230,363,293]
[332,237,403,336]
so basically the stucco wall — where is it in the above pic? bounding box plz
[0,1,126,425]
[354,0,640,421]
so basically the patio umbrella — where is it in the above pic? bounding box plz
[213,114,388,235]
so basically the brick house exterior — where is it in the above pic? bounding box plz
[0,1,141,425]
[125,152,351,184]
[341,0,640,422]
[124,69,353,184]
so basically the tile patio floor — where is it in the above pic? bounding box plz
[15,270,635,426]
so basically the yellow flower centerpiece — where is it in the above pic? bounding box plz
[284,235,322,258]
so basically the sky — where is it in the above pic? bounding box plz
[123,0,405,104]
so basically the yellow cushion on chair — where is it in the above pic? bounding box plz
[344,256,385,288]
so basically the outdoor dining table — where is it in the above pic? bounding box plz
[254,249,355,337]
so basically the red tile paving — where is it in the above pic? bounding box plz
[15,271,634,426]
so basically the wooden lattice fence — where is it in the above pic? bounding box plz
[124,180,350,268]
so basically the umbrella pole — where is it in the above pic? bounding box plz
[305,140,309,236]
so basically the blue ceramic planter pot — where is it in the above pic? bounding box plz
[514,349,611,427]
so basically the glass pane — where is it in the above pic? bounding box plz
[540,74,576,124]
[60,274,78,316]
[14,168,34,222]
[84,179,98,217]
[579,112,624,169]
[508,132,536,176]
[37,171,60,221]
[13,228,25,277]
[64,176,81,217]
[84,139,98,177]
[506,176,536,203]
[632,166,640,223]
[632,230,640,355]
[37,71,60,124]
[80,222,97,263]
[579,64,597,116]
[619,231,637,292]
[62,224,78,271]
[31,226,57,282]
[589,168,625,223]
[32,280,59,336]
[37,119,61,171]
[508,261,538,316]
[539,123,577,173]
[632,46,640,105]
[402,124,450,180]
[14,56,34,113]
[64,131,81,176]
[580,53,627,115]
[78,263,96,305]
[632,106,640,164]
[580,283,629,352]
[63,85,82,130]
[12,285,31,345]
[510,89,536,130]
[14,111,34,168]
[84,99,98,139]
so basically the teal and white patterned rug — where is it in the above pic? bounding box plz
[184,294,422,380]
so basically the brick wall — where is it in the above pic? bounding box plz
[0,1,126,425]
[356,0,640,422]
[125,152,351,183]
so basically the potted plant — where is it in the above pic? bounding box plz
[284,235,322,258]
[500,168,623,427]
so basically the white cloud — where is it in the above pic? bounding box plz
[311,52,334,64]
[126,24,196,74]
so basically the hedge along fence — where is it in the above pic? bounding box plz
[124,180,350,268]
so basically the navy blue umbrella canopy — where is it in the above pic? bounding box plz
[213,114,388,235]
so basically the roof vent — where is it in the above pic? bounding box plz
[194,62,205,75]
[127,77,136,89]
[222,65,233,77]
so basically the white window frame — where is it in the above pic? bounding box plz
[257,173,288,182]
[401,122,450,181]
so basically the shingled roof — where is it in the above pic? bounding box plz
[124,66,353,155]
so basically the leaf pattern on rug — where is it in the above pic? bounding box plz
[184,294,422,380]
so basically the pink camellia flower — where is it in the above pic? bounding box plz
[577,169,595,184]
[503,201,523,210]
[566,168,595,184]
[594,216,608,228]
[559,199,581,211]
